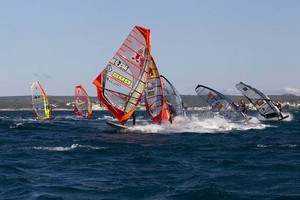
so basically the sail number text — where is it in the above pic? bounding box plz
[114,59,129,71]
[112,72,131,85]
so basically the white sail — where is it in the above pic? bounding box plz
[195,84,246,121]
[31,82,51,119]
[235,82,286,120]
[161,75,186,117]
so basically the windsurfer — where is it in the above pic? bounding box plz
[132,111,136,125]
[46,104,52,118]
[166,100,176,124]
[182,102,188,116]
[274,100,285,119]
[274,100,282,112]
[238,99,247,114]
[74,105,78,114]
[122,111,136,126]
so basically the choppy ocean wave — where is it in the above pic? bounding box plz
[33,144,106,151]
[0,110,299,199]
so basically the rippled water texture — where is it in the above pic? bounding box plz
[0,110,299,199]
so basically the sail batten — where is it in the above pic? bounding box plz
[129,33,147,46]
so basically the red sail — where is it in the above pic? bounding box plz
[144,56,170,125]
[93,26,151,124]
[74,85,92,117]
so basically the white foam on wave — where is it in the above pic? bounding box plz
[281,112,293,121]
[8,117,40,129]
[55,115,79,120]
[280,144,298,148]
[126,114,268,134]
[254,111,294,122]
[9,122,25,129]
[33,144,106,151]
[257,144,298,148]
[257,144,268,148]
[97,115,115,121]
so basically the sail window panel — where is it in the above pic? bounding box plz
[161,76,185,117]
[140,66,149,81]
[150,107,161,116]
[105,91,127,111]
[125,103,135,114]
[146,94,162,106]
[134,82,146,95]
[146,95,163,114]
[35,101,45,117]
[196,85,245,121]
[116,46,144,74]
[124,35,147,54]
[130,91,141,102]
[128,28,148,46]
[147,78,160,89]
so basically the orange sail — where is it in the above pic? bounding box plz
[144,56,170,124]
[74,85,92,117]
[93,26,151,124]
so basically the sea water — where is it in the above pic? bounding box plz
[0,110,299,199]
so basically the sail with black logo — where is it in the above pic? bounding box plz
[235,82,288,120]
[93,26,151,124]
[195,84,246,121]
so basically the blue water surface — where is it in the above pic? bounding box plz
[0,110,299,200]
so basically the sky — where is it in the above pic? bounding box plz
[1,0,300,96]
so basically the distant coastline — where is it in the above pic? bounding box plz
[1,95,300,111]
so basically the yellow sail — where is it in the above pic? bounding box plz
[31,82,51,119]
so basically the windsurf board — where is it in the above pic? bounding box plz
[106,121,128,130]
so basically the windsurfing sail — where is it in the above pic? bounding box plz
[92,26,151,124]
[31,82,51,119]
[195,85,246,121]
[235,82,286,120]
[161,75,187,118]
[74,85,92,117]
[144,56,169,125]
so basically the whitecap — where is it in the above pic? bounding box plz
[33,144,106,151]
[257,144,268,148]
[9,122,25,129]
[121,113,268,134]
[280,144,298,148]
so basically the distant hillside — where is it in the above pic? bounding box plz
[0,96,100,110]
[1,95,300,110]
